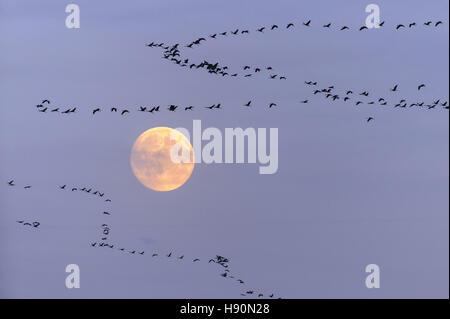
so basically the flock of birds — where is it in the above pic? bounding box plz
[146,19,445,80]
[34,79,448,124]
[5,179,278,298]
[31,18,447,124]
[11,16,448,298]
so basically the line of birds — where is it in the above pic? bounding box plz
[180,19,445,49]
[6,178,277,298]
[90,238,277,298]
[58,183,112,202]
[145,19,445,82]
[303,81,449,117]
[33,81,448,125]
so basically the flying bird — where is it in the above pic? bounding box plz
[303,20,311,27]
[418,84,426,90]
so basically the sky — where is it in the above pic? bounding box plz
[0,0,448,298]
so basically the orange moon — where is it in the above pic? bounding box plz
[130,127,194,191]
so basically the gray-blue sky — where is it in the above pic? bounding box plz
[0,0,448,298]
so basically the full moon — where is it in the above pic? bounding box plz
[130,127,194,191]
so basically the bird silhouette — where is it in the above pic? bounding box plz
[121,110,130,115]
[367,117,374,122]
[391,84,399,92]
[323,23,331,28]
[303,20,311,27]
[93,108,101,114]
[8,180,14,186]
[418,84,426,90]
